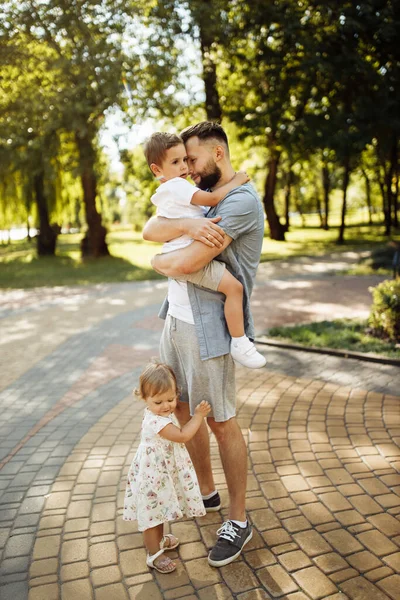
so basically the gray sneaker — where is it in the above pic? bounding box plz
[208,520,253,567]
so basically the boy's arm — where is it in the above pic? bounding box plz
[191,171,250,207]
[143,215,225,248]
[151,233,233,277]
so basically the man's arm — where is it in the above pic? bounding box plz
[143,215,225,248]
[151,234,233,277]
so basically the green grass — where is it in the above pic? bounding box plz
[268,319,400,359]
[260,221,399,262]
[0,222,398,289]
[0,230,163,288]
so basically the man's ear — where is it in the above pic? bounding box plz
[150,163,162,178]
[214,144,225,162]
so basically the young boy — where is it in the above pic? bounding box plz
[144,132,266,369]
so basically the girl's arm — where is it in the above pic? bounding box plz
[159,401,211,443]
[191,171,250,207]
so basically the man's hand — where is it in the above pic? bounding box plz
[186,217,225,248]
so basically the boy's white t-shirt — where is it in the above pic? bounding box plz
[151,177,207,324]
[151,177,205,253]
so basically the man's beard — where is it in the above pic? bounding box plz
[196,159,222,191]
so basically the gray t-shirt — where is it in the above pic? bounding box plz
[159,182,265,360]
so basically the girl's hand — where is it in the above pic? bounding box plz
[234,170,250,185]
[195,400,211,417]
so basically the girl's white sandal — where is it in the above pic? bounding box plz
[146,548,176,573]
[160,534,180,550]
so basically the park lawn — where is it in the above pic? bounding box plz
[267,318,400,360]
[0,222,397,289]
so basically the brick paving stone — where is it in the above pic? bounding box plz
[164,586,196,599]
[341,576,392,600]
[4,533,35,558]
[171,521,202,543]
[278,550,312,571]
[300,502,335,525]
[250,508,281,531]
[366,567,394,583]
[261,481,289,499]
[61,579,93,600]
[28,583,59,600]
[357,530,398,556]
[376,494,400,508]
[384,552,400,571]
[320,492,352,512]
[323,530,363,556]
[292,565,337,599]
[32,536,61,560]
[257,563,298,597]
[128,582,163,600]
[347,550,382,572]
[95,583,129,600]
[185,558,221,589]
[179,542,208,561]
[368,513,400,536]
[197,585,234,600]
[349,494,384,515]
[376,575,400,600]
[89,541,118,568]
[29,558,58,578]
[60,561,89,582]
[329,567,359,583]
[283,516,312,533]
[293,530,332,557]
[220,562,259,592]
[60,538,88,563]
[313,552,349,574]
[335,510,365,526]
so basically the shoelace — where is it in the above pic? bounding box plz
[216,520,240,543]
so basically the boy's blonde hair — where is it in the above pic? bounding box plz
[143,132,183,170]
[134,360,178,400]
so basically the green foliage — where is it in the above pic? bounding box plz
[269,319,400,359]
[368,279,400,342]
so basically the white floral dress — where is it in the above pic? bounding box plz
[123,409,206,531]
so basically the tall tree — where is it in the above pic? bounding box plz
[3,0,183,257]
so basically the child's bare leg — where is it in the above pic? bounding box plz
[143,524,164,555]
[217,271,244,337]
[218,270,267,369]
[143,524,175,572]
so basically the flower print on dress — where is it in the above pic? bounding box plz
[123,409,205,532]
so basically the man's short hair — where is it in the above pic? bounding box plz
[143,132,183,168]
[180,121,229,152]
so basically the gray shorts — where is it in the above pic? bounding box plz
[175,259,225,291]
[159,315,236,422]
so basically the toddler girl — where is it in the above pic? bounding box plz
[123,361,211,573]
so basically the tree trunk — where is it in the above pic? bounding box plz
[337,157,351,244]
[321,163,330,230]
[75,132,109,257]
[263,150,285,241]
[284,167,293,232]
[198,16,222,121]
[314,176,323,228]
[391,136,398,228]
[361,168,373,225]
[34,171,57,256]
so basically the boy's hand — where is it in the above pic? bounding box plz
[195,400,212,417]
[234,170,250,185]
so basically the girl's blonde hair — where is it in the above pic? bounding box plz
[134,360,178,400]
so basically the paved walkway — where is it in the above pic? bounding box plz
[1,256,399,600]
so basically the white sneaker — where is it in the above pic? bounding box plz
[230,338,267,369]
